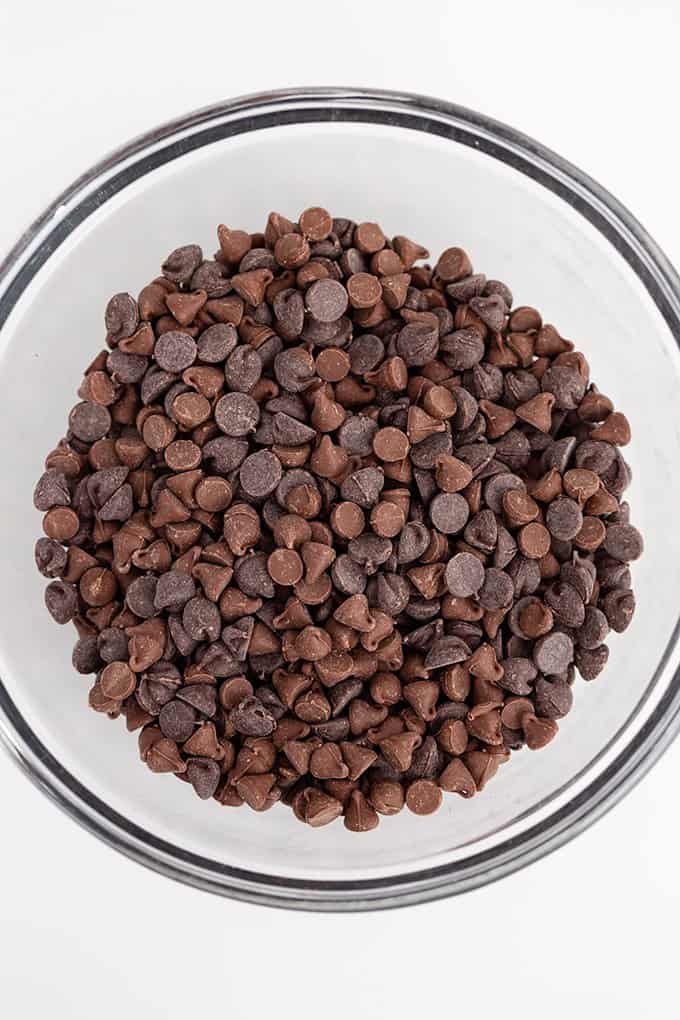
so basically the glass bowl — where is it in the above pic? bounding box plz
[1,87,679,912]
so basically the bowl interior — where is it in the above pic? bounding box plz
[1,114,679,887]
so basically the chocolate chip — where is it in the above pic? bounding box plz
[34,470,71,512]
[445,553,485,597]
[214,393,260,436]
[203,436,249,472]
[499,657,537,695]
[397,522,430,564]
[340,466,384,508]
[546,497,583,541]
[230,696,276,736]
[478,568,514,611]
[601,588,635,632]
[396,322,439,366]
[306,279,349,322]
[332,555,367,595]
[544,581,586,628]
[533,632,574,675]
[603,523,644,562]
[162,245,202,284]
[183,596,221,642]
[240,450,283,499]
[69,402,111,443]
[98,627,129,663]
[430,493,469,534]
[196,323,238,363]
[577,606,609,649]
[154,571,197,612]
[424,636,470,670]
[44,580,78,624]
[338,415,378,455]
[575,643,609,680]
[35,537,68,577]
[159,699,197,742]
[225,345,262,393]
[274,348,315,392]
[72,636,101,675]
[484,473,525,514]
[126,575,159,619]
[574,440,616,475]
[439,329,485,370]
[105,293,139,343]
[100,661,136,700]
[186,757,221,799]
[541,365,586,410]
[234,552,275,598]
[405,779,442,815]
[154,331,197,373]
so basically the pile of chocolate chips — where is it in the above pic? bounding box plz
[33,208,643,831]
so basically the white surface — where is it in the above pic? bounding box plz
[1,1,679,1016]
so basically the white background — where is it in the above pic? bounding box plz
[1,2,679,1017]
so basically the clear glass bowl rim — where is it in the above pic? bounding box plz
[1,86,679,912]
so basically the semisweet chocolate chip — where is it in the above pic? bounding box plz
[544,581,586,628]
[603,523,644,562]
[186,757,221,799]
[34,207,642,833]
[274,347,315,392]
[546,497,583,541]
[159,699,197,742]
[230,696,276,736]
[240,450,283,499]
[430,493,469,534]
[197,323,238,363]
[306,279,348,322]
[332,556,367,595]
[182,596,222,642]
[397,522,430,564]
[191,260,231,298]
[574,440,616,476]
[541,365,586,410]
[445,553,485,597]
[35,537,68,577]
[484,473,525,514]
[498,657,537,695]
[577,606,609,649]
[225,345,262,394]
[162,245,202,284]
[439,329,485,370]
[396,322,439,367]
[45,580,79,624]
[478,568,514,611]
[601,588,635,632]
[105,293,139,344]
[340,466,384,508]
[214,393,260,436]
[532,677,572,720]
[533,631,574,675]
[154,331,197,373]
[338,415,378,455]
[33,470,71,512]
[126,575,159,619]
[69,401,111,443]
[98,627,129,664]
[575,643,609,681]
[72,636,101,675]
[154,571,197,612]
